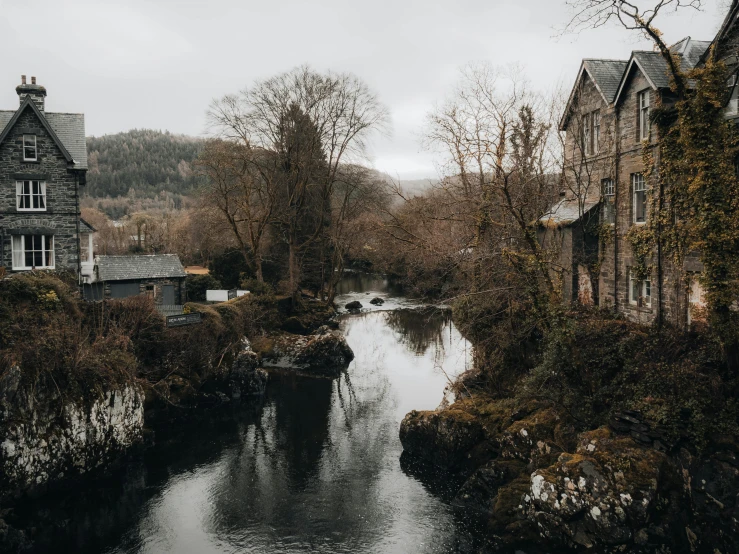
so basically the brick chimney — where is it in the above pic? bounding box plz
[16,75,46,112]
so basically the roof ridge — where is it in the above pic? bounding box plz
[584,58,628,62]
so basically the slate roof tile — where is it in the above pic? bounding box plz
[96,254,187,282]
[0,110,87,169]
[583,59,629,102]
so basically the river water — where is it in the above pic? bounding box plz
[16,274,481,553]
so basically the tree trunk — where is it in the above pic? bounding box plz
[288,236,301,308]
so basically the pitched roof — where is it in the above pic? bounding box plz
[559,59,628,130]
[538,197,599,227]
[96,254,187,282]
[0,100,87,169]
[614,38,711,105]
[584,59,629,102]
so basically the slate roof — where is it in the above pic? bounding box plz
[0,108,87,169]
[96,254,187,282]
[583,59,629,102]
[614,38,711,104]
[538,197,599,227]
[559,59,628,130]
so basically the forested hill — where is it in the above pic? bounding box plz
[85,129,205,198]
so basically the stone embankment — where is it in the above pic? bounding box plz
[0,367,144,499]
[400,398,739,553]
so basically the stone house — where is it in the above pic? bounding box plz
[0,76,93,278]
[84,254,187,306]
[548,33,727,326]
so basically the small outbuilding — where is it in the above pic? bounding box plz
[83,254,187,305]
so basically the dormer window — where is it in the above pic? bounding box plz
[23,134,37,161]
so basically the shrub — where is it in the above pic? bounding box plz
[186,274,223,301]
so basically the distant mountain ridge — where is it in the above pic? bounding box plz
[84,129,437,200]
[85,129,205,198]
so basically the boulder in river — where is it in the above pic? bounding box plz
[345,300,363,311]
[369,297,385,306]
[259,328,355,377]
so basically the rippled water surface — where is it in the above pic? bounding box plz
[19,275,479,553]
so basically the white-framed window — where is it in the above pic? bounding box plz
[602,178,615,225]
[638,91,650,141]
[23,134,37,161]
[629,272,652,308]
[11,235,55,270]
[593,110,600,155]
[632,173,646,224]
[16,180,46,211]
[582,114,590,155]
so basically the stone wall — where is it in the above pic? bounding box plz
[0,107,82,273]
[100,277,187,304]
[562,65,693,326]
[0,366,144,498]
[559,70,618,305]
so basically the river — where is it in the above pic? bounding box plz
[15,274,483,553]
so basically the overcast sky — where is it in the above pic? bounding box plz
[0,0,729,179]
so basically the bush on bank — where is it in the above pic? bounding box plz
[0,273,281,411]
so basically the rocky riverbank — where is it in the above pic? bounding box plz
[400,386,739,553]
[0,274,353,551]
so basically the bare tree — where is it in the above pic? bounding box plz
[422,64,560,308]
[208,66,389,304]
[196,139,276,282]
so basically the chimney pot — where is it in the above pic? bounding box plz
[21,75,26,85]
[31,76,36,85]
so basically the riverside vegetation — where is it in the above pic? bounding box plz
[0,272,352,551]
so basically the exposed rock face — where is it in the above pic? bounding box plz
[262,328,355,377]
[400,409,488,472]
[0,366,144,498]
[369,297,384,306]
[524,429,665,548]
[400,400,739,552]
[345,301,363,311]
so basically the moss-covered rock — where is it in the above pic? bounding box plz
[524,428,666,548]
[261,328,354,377]
[399,408,489,473]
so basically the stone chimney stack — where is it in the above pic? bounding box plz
[16,75,46,112]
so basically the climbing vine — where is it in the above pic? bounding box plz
[649,51,739,352]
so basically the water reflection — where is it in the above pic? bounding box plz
[12,285,476,554]
[385,308,454,356]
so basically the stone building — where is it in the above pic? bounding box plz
[546,29,733,328]
[84,254,187,306]
[0,76,92,277]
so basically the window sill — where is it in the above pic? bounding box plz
[12,267,55,271]
[632,221,647,226]
[21,160,40,164]
[16,209,47,213]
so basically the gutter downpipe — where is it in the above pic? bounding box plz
[74,169,81,285]
[614,110,620,314]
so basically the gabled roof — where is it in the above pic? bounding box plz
[96,254,187,282]
[560,59,628,130]
[538,197,599,227]
[613,38,711,105]
[0,97,87,169]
